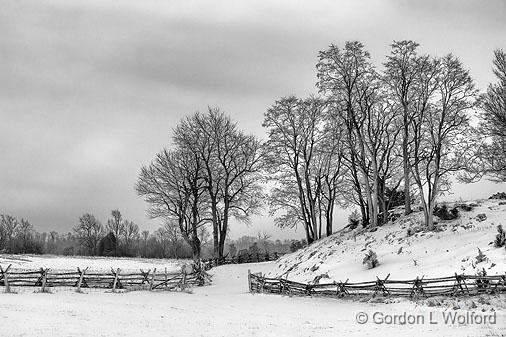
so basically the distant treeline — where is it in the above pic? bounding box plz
[224,233,307,258]
[0,211,305,259]
[0,210,195,258]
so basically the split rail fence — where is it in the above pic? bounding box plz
[203,252,285,270]
[248,271,506,298]
[0,264,212,293]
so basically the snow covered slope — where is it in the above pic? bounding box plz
[265,199,506,284]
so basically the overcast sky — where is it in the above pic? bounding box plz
[1,0,505,239]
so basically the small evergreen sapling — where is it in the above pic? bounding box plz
[362,250,379,269]
[475,248,488,264]
[494,224,506,248]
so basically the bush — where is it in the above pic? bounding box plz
[476,268,490,289]
[494,224,506,248]
[475,248,487,264]
[455,203,474,212]
[385,187,405,208]
[348,210,360,230]
[489,192,506,200]
[475,213,487,222]
[362,250,379,269]
[433,204,459,220]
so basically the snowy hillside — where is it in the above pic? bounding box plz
[265,199,506,284]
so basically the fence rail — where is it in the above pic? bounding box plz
[248,271,506,298]
[202,252,285,270]
[0,264,212,293]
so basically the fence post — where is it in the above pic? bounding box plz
[2,264,12,293]
[40,268,48,293]
[182,269,187,291]
[112,268,120,292]
[248,269,252,293]
[164,268,168,289]
[149,268,157,291]
[76,267,86,293]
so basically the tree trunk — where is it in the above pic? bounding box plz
[209,195,219,258]
[403,120,412,215]
[304,222,312,244]
[371,159,379,228]
[326,197,334,237]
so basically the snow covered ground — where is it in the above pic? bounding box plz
[1,201,506,336]
[265,199,506,284]
[0,254,186,272]
[1,262,505,336]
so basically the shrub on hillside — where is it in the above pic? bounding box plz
[455,203,475,212]
[433,204,459,220]
[475,248,488,264]
[385,187,405,208]
[489,192,506,200]
[348,210,361,230]
[494,224,506,248]
[362,250,379,269]
[475,268,490,289]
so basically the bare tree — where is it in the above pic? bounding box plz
[0,214,18,251]
[410,54,478,229]
[383,40,428,215]
[136,148,208,261]
[317,42,384,227]
[106,209,124,255]
[15,218,34,253]
[478,49,506,181]
[263,96,344,242]
[173,108,264,258]
[159,221,185,258]
[141,230,149,257]
[122,220,139,255]
[73,213,103,255]
[317,41,409,227]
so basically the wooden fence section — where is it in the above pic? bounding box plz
[202,252,285,270]
[248,271,506,298]
[0,264,212,292]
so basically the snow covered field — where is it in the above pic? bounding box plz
[0,254,187,272]
[1,201,506,336]
[1,262,505,336]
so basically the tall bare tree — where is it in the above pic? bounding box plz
[16,218,34,253]
[0,215,16,250]
[263,96,344,242]
[173,108,264,258]
[317,41,407,227]
[478,49,506,181]
[409,54,478,229]
[136,148,208,261]
[383,40,428,215]
[317,42,384,227]
[122,220,139,254]
[73,213,103,255]
[106,209,124,255]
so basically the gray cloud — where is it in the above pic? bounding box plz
[0,0,505,238]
